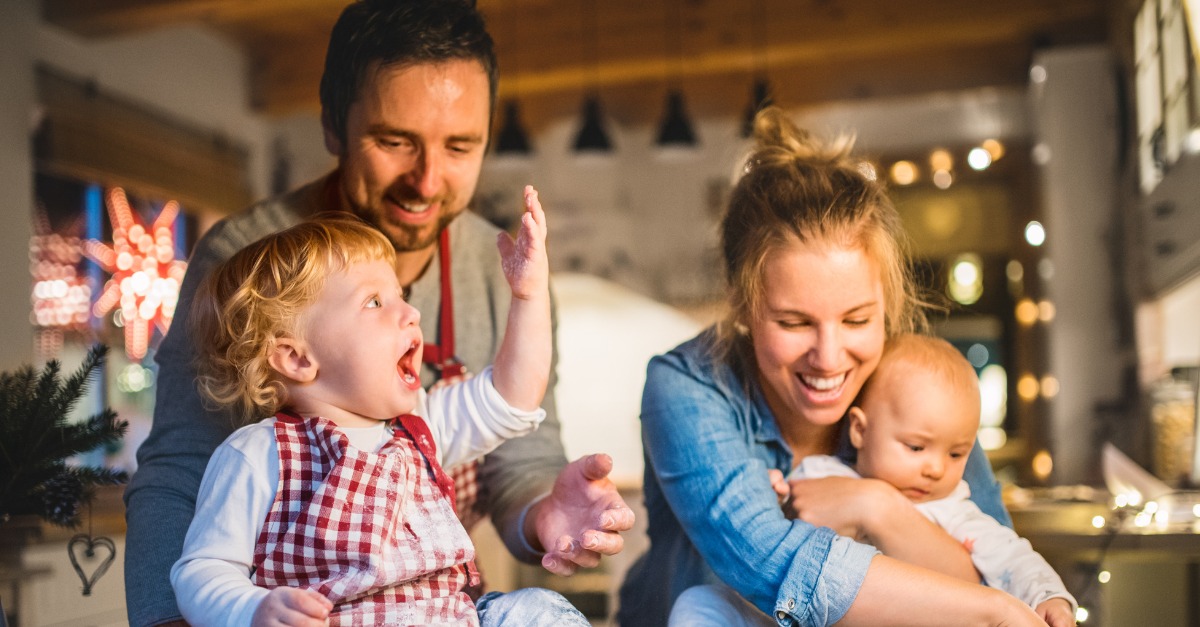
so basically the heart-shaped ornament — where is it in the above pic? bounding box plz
[67,533,116,596]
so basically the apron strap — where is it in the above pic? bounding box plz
[395,414,457,506]
[421,228,466,380]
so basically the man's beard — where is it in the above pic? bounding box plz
[383,211,458,252]
[350,198,463,252]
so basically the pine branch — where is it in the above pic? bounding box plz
[0,345,128,526]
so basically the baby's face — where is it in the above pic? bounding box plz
[850,366,979,503]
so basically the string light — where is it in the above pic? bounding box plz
[84,188,186,360]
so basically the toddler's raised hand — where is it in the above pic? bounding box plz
[251,586,332,626]
[497,185,549,301]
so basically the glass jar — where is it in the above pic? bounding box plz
[1149,372,1197,487]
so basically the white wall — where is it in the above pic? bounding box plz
[0,1,270,371]
[1031,46,1123,483]
[35,21,271,200]
[0,0,40,371]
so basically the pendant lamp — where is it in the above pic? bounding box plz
[655,0,698,148]
[657,90,697,146]
[741,0,773,137]
[573,95,613,152]
[494,2,533,156]
[496,100,533,155]
[572,0,613,153]
[741,78,773,138]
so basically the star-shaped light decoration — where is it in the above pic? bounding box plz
[29,206,91,358]
[84,188,186,360]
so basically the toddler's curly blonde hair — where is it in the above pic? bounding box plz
[191,214,396,425]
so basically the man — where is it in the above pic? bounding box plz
[123,2,634,624]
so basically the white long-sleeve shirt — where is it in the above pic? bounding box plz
[170,367,544,627]
[790,455,1077,612]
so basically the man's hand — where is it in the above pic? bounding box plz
[251,586,332,627]
[526,453,636,576]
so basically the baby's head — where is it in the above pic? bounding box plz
[192,214,400,425]
[847,334,980,503]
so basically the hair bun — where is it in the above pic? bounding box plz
[747,106,856,171]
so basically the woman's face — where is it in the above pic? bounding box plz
[749,239,887,430]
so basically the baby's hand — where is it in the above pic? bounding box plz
[251,586,332,627]
[497,185,549,301]
[767,468,789,508]
[1035,598,1074,627]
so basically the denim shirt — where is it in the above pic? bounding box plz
[617,329,1011,627]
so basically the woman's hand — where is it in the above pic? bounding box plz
[251,587,332,627]
[785,476,981,583]
[782,475,894,540]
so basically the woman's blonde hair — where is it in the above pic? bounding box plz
[714,106,928,376]
[191,214,396,425]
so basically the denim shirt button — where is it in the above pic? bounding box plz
[787,599,796,609]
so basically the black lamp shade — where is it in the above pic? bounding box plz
[495,100,532,155]
[572,95,613,152]
[656,90,698,147]
[741,79,774,138]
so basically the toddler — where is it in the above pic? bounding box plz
[171,188,589,626]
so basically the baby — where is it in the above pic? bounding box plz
[171,188,589,626]
[790,335,1077,627]
[671,335,1076,627]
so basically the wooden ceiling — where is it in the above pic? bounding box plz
[43,0,1115,132]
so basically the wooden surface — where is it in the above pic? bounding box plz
[42,0,1113,126]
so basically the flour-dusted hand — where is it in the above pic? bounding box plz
[491,185,553,411]
[497,185,549,301]
[251,586,332,627]
[529,453,636,576]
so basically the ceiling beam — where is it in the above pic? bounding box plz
[43,0,1109,119]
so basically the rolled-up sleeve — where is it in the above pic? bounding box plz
[641,354,877,626]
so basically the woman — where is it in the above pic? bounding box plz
[618,108,1044,627]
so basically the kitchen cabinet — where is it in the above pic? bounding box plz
[1139,152,1200,297]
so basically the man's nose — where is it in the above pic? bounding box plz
[407,148,442,199]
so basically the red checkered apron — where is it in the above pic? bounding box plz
[252,412,481,626]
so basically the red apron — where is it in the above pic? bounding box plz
[252,412,480,626]
[423,228,484,531]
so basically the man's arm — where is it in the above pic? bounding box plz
[122,199,299,626]
[123,238,236,627]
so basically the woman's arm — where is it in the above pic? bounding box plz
[783,476,981,583]
[640,355,877,624]
[839,555,1047,627]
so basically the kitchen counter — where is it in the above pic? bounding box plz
[1010,493,1200,626]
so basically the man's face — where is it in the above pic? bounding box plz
[325,60,491,253]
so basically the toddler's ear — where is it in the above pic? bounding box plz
[847,407,868,449]
[268,337,318,383]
